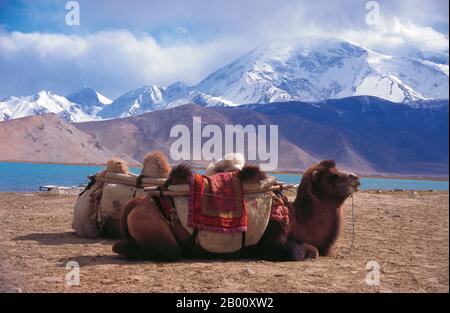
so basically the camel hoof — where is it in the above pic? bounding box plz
[112,239,141,259]
[302,243,319,259]
[285,240,306,261]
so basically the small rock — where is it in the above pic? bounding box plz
[14,287,23,293]
[242,268,255,275]
[47,187,61,195]
[130,275,144,282]
[393,214,401,218]
[411,191,418,196]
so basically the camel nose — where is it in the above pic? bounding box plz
[349,173,360,185]
[348,173,361,186]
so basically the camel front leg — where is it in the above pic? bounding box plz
[301,243,319,259]
[248,221,306,261]
[113,197,182,261]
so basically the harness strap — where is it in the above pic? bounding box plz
[241,231,246,250]
[152,195,199,256]
[79,175,96,196]
[182,228,199,257]
[136,174,145,188]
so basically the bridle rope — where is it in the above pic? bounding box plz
[338,194,355,258]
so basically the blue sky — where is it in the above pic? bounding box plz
[0,0,448,99]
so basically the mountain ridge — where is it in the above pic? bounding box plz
[75,97,449,176]
[1,96,447,176]
[1,37,448,121]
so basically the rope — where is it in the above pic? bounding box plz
[148,183,299,199]
[189,190,274,200]
[325,194,356,274]
[338,194,355,258]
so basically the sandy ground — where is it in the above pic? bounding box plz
[0,190,448,293]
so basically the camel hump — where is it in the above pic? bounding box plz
[205,152,245,176]
[141,151,171,178]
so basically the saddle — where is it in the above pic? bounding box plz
[73,171,167,238]
[163,174,279,254]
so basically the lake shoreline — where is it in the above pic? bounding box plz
[1,160,448,182]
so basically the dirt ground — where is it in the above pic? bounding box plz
[0,190,448,293]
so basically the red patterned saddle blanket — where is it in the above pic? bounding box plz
[270,191,291,232]
[188,171,247,233]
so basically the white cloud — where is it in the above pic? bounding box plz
[0,29,254,99]
[0,0,448,99]
[339,18,449,57]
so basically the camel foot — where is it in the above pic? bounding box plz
[302,243,319,259]
[112,239,143,259]
[112,239,182,261]
[284,240,306,261]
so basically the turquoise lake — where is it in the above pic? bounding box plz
[0,162,448,192]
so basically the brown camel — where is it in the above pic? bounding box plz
[112,160,360,261]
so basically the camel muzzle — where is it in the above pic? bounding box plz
[348,173,361,190]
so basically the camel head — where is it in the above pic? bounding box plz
[294,160,360,210]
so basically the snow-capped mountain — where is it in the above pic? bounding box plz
[97,83,235,119]
[0,87,113,122]
[165,90,237,109]
[195,37,449,104]
[97,85,166,119]
[0,90,92,122]
[66,86,112,115]
[1,37,448,121]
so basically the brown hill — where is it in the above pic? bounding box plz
[76,104,318,171]
[0,114,137,165]
[75,101,449,176]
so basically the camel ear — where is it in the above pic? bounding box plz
[311,170,319,183]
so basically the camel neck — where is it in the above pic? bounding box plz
[290,198,344,255]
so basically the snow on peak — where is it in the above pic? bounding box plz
[66,86,112,116]
[195,37,448,104]
[97,85,166,119]
[1,37,448,121]
[0,90,92,122]
[97,83,237,118]
[96,91,113,105]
